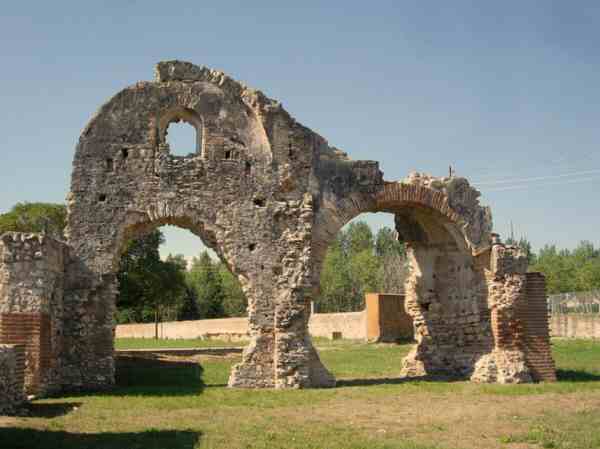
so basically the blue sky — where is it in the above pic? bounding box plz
[1,1,599,260]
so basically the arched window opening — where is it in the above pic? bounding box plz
[165,120,201,157]
[160,108,204,157]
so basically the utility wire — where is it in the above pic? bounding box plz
[467,150,598,182]
[483,175,600,192]
[475,168,600,186]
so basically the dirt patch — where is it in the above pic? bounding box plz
[278,389,600,449]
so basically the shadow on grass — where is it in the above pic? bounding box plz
[0,428,200,449]
[25,402,82,418]
[113,355,205,396]
[336,374,458,387]
[556,369,600,382]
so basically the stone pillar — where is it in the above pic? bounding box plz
[471,244,532,383]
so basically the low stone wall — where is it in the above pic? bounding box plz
[0,233,68,395]
[117,312,369,341]
[550,314,600,339]
[0,232,68,395]
[116,317,249,340]
[0,344,26,415]
[309,311,366,340]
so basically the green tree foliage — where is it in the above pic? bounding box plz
[218,264,247,317]
[116,230,187,337]
[375,227,407,294]
[318,221,407,313]
[0,202,67,239]
[187,251,226,319]
[530,241,600,294]
[177,286,201,321]
[319,237,355,312]
[505,236,536,265]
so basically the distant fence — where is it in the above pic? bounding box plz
[549,290,600,339]
[548,291,600,315]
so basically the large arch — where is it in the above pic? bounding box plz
[309,173,521,382]
[0,61,555,397]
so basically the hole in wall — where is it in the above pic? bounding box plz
[248,243,256,252]
[121,148,129,159]
[224,150,232,160]
[116,225,248,341]
[106,158,114,171]
[245,161,252,175]
[98,194,107,202]
[166,120,200,157]
[253,198,266,207]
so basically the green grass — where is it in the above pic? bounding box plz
[2,339,600,449]
[115,338,246,350]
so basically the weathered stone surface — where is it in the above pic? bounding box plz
[0,61,556,391]
[0,233,67,394]
[0,344,26,415]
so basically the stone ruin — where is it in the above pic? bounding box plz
[0,61,556,408]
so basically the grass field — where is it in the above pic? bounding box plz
[1,339,599,449]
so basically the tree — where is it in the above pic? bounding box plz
[348,248,381,308]
[0,202,67,239]
[342,221,374,256]
[218,263,247,317]
[375,227,407,293]
[318,238,353,312]
[116,230,187,337]
[531,245,575,294]
[318,222,408,312]
[505,235,536,265]
[575,259,600,292]
[177,286,201,321]
[187,251,226,318]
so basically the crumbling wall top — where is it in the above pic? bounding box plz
[396,172,493,251]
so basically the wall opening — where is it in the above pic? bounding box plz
[159,107,204,157]
[312,212,414,381]
[116,225,247,329]
[165,120,201,157]
[315,213,407,314]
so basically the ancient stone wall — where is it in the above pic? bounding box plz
[0,344,26,415]
[0,60,556,391]
[470,243,532,383]
[0,233,67,394]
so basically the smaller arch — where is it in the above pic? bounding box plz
[158,107,204,157]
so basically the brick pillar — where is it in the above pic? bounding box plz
[0,313,52,394]
[522,272,557,382]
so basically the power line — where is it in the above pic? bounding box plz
[483,175,600,192]
[467,150,598,182]
[475,168,600,186]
